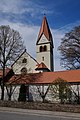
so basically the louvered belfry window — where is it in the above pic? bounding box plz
[44,45,47,51]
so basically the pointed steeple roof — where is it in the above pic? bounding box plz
[36,16,53,47]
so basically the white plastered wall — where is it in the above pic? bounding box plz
[12,52,38,74]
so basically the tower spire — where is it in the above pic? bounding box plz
[36,16,53,47]
[36,16,54,71]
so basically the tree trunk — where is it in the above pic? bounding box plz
[8,95,11,101]
[1,66,5,100]
[1,84,4,100]
[77,84,80,104]
[42,95,45,102]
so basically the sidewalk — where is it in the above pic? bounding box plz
[0,106,80,118]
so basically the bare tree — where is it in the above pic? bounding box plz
[58,26,80,70]
[70,84,80,104]
[6,85,16,101]
[0,25,25,100]
[37,85,50,102]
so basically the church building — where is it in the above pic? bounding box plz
[0,16,80,102]
[12,16,54,74]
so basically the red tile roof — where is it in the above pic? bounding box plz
[6,70,80,85]
[0,70,2,75]
[0,70,3,78]
[35,62,49,70]
[36,16,53,47]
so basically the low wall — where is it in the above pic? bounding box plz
[0,100,80,113]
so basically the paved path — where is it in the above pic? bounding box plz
[0,107,80,120]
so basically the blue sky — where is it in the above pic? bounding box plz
[0,0,80,71]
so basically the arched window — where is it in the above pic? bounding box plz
[39,46,43,52]
[44,45,47,51]
[22,58,27,63]
[21,67,27,74]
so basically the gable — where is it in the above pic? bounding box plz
[12,51,38,74]
[38,34,49,44]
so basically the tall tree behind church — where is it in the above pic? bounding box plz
[58,26,80,70]
[0,25,25,100]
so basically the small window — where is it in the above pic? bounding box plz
[21,67,27,74]
[42,57,44,61]
[22,58,27,63]
[44,45,47,51]
[40,46,43,52]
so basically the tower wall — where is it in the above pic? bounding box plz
[36,16,54,71]
[36,34,53,71]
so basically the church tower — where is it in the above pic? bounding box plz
[36,16,54,71]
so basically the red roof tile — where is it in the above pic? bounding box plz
[6,70,80,85]
[35,62,49,70]
[0,70,3,76]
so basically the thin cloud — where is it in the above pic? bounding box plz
[0,0,55,26]
[0,0,21,14]
[55,21,80,33]
[0,0,53,16]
